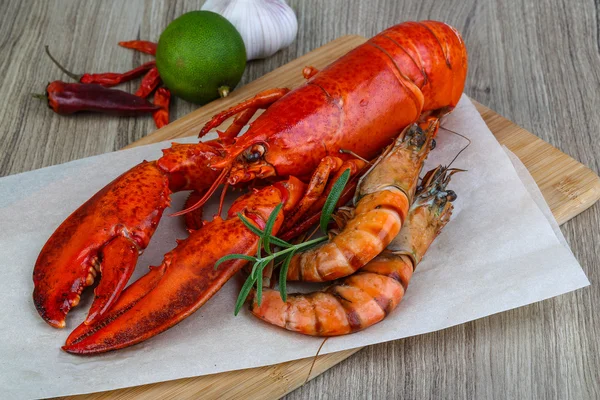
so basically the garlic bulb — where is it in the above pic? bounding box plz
[202,0,298,61]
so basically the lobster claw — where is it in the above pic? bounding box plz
[62,179,305,354]
[33,142,224,329]
[33,161,171,328]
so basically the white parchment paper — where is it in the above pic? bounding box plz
[0,96,589,399]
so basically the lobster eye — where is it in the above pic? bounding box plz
[243,144,266,163]
[430,139,436,150]
[445,190,457,202]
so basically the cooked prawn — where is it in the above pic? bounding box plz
[249,166,456,336]
[285,118,440,282]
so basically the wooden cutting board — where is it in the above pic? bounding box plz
[61,35,600,400]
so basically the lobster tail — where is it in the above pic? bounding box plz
[374,20,468,110]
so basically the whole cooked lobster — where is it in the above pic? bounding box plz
[33,20,467,353]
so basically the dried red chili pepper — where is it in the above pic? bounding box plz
[78,61,156,86]
[45,46,155,87]
[152,87,171,129]
[135,67,161,98]
[118,40,158,56]
[34,81,160,115]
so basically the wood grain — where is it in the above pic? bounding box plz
[1,1,599,399]
[473,101,600,223]
[55,35,599,400]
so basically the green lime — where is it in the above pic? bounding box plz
[156,11,246,104]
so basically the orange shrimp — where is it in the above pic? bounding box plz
[285,118,440,283]
[249,166,456,336]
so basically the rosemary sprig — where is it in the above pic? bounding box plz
[320,169,350,233]
[215,169,351,315]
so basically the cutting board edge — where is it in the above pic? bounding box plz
[473,99,600,225]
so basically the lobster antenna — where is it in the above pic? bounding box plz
[306,224,321,241]
[216,182,230,218]
[305,338,329,384]
[338,148,371,164]
[170,164,232,217]
[439,126,472,169]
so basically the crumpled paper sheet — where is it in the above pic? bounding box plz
[0,96,589,399]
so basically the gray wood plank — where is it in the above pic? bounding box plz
[0,0,598,399]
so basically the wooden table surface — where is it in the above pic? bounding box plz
[1,1,598,398]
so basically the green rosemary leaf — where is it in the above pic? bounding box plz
[249,260,259,280]
[237,212,265,238]
[234,275,256,316]
[256,267,264,306]
[278,248,297,302]
[256,237,262,260]
[263,203,283,255]
[296,236,328,252]
[320,168,351,233]
[252,257,270,280]
[273,252,289,265]
[214,254,258,270]
[269,236,293,248]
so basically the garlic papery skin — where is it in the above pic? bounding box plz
[201,0,298,61]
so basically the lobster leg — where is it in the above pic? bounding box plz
[281,157,366,234]
[304,159,367,217]
[282,156,343,231]
[302,66,319,79]
[199,88,290,138]
[221,107,259,141]
[183,190,207,231]
[279,178,359,242]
